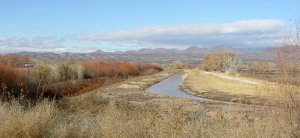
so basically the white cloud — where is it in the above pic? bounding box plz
[0,36,62,48]
[74,19,284,48]
[76,20,283,39]
[0,19,285,53]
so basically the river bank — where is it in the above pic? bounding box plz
[181,69,279,105]
[64,69,261,114]
[1,68,290,138]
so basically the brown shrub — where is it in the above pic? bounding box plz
[82,60,163,78]
[0,61,27,101]
[29,63,52,86]
[247,61,274,75]
[44,77,123,96]
[202,52,238,72]
[57,63,83,82]
[0,62,27,91]
[0,55,30,67]
[0,55,29,89]
[140,63,163,75]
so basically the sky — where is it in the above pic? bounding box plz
[0,0,300,53]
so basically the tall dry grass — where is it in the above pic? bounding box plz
[0,62,27,90]
[0,99,296,138]
[0,57,28,101]
[273,33,300,137]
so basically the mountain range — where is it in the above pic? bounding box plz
[14,45,277,61]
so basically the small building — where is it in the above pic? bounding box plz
[24,62,34,68]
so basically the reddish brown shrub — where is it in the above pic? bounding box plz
[0,61,27,90]
[82,60,163,79]
[0,55,30,67]
[0,61,27,101]
[44,77,123,96]
[140,64,163,75]
[0,55,30,101]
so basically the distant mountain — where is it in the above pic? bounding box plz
[17,51,59,57]
[123,48,180,54]
[248,47,277,60]
[142,48,179,54]
[120,45,245,55]
[207,45,245,55]
[181,45,245,55]
[12,45,278,61]
[88,50,107,55]
[183,46,206,54]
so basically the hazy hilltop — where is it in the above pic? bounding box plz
[12,45,277,62]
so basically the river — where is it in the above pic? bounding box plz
[146,72,232,104]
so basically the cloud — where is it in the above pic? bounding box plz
[0,36,63,48]
[0,19,284,53]
[75,19,284,48]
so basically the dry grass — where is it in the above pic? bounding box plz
[0,99,296,138]
[181,69,300,106]
[183,69,262,95]
[0,62,299,137]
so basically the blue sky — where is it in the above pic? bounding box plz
[0,0,299,53]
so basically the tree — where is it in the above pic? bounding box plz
[202,52,238,73]
[247,61,273,75]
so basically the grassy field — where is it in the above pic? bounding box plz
[0,68,299,137]
[1,69,297,138]
[1,99,295,138]
[1,55,300,137]
[181,69,282,105]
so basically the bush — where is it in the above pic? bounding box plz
[57,63,83,82]
[29,63,52,86]
[140,63,163,75]
[202,52,238,72]
[44,77,122,96]
[82,60,163,79]
[0,57,28,101]
[0,55,29,101]
[0,55,30,67]
[0,62,26,88]
[247,61,274,74]
[1,58,163,102]
[272,20,300,136]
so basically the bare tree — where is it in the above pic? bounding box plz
[275,18,300,137]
